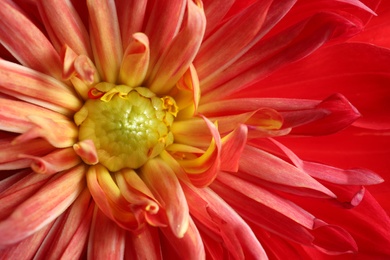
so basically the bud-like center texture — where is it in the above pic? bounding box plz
[74,84,178,171]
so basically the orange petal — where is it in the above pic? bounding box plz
[0,164,86,246]
[119,33,150,87]
[148,0,206,94]
[220,124,248,172]
[0,59,82,115]
[141,158,189,238]
[37,0,92,57]
[87,206,125,260]
[87,0,123,83]
[0,0,62,80]
[125,225,162,259]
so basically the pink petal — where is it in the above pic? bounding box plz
[0,97,68,134]
[0,164,86,246]
[115,169,167,227]
[0,171,51,220]
[87,0,122,83]
[0,221,54,258]
[160,216,205,260]
[115,0,147,50]
[73,139,99,165]
[220,124,248,172]
[87,207,125,260]
[202,12,364,103]
[37,0,92,57]
[119,33,150,88]
[239,145,336,198]
[148,0,206,95]
[195,0,273,84]
[125,226,162,260]
[141,158,189,238]
[12,116,78,148]
[34,188,93,259]
[0,0,62,80]
[20,148,81,175]
[144,0,186,76]
[0,59,82,115]
[181,182,268,259]
[0,138,54,169]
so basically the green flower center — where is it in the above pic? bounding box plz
[74,83,177,171]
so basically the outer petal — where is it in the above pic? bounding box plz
[38,0,92,57]
[251,43,390,130]
[33,188,93,259]
[124,226,162,260]
[0,60,82,115]
[160,216,205,260]
[0,164,86,246]
[201,12,364,103]
[0,0,62,79]
[87,206,125,260]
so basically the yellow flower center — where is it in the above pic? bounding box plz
[74,83,178,171]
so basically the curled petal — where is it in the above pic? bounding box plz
[12,116,78,148]
[116,0,147,49]
[0,138,55,170]
[73,140,99,165]
[20,148,81,175]
[0,0,62,79]
[86,165,138,231]
[141,158,189,238]
[175,116,221,187]
[181,182,268,259]
[0,164,86,246]
[87,206,125,260]
[174,64,201,115]
[119,33,150,87]
[115,169,166,227]
[220,124,248,172]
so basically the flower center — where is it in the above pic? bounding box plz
[74,83,178,171]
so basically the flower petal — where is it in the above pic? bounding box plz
[0,164,86,246]
[141,158,189,238]
[87,206,125,260]
[0,59,82,115]
[37,0,92,57]
[34,188,93,259]
[0,0,62,79]
[87,0,123,83]
[202,12,364,103]
[239,145,336,198]
[220,124,248,172]
[148,0,206,94]
[116,0,147,50]
[119,33,150,88]
[125,226,162,260]
[160,216,205,260]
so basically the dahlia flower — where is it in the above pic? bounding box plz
[0,0,389,259]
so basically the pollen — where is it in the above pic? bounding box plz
[74,85,178,171]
